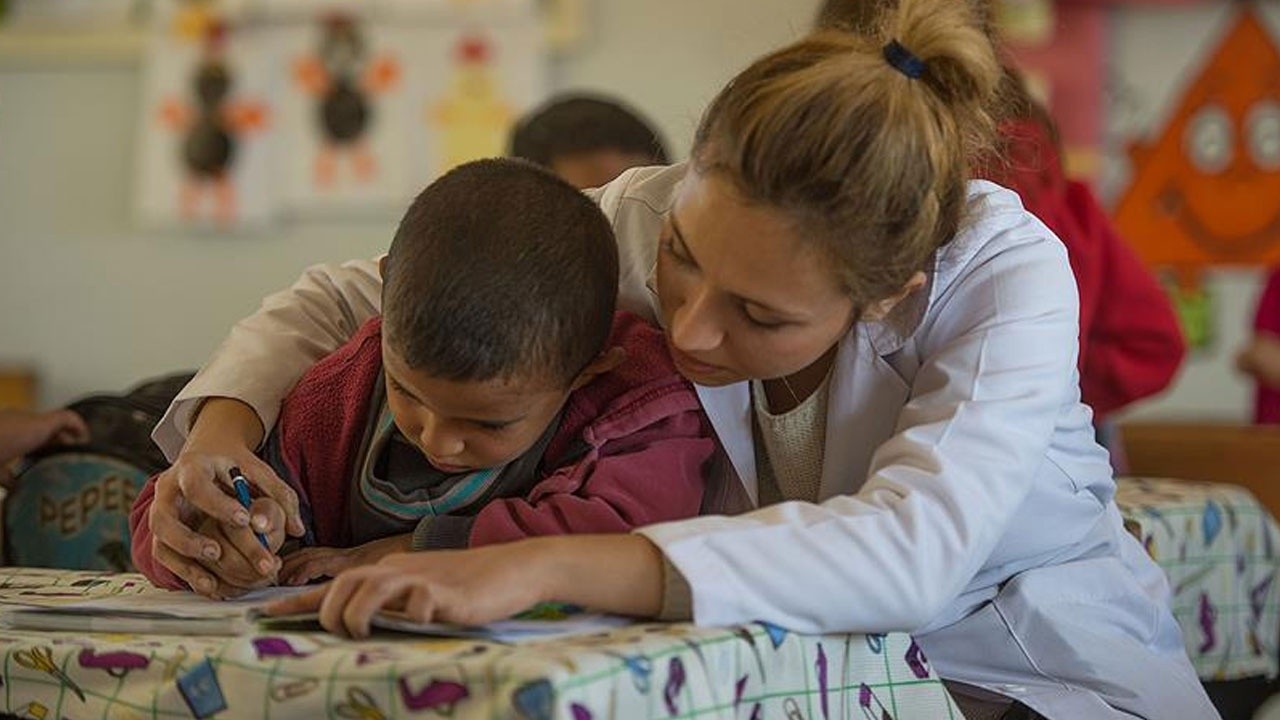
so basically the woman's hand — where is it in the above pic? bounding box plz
[280,534,414,586]
[147,398,305,596]
[264,534,667,639]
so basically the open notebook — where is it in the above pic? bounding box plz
[0,588,630,641]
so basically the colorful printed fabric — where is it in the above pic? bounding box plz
[1116,477,1280,681]
[0,568,961,719]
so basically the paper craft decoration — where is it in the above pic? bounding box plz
[428,33,516,175]
[154,0,252,41]
[1114,8,1280,277]
[137,0,547,229]
[281,12,407,213]
[136,21,276,229]
[541,0,586,51]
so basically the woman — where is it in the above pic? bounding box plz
[143,0,1214,717]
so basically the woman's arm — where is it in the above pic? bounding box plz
[264,534,664,638]
[638,232,1083,635]
[153,257,383,460]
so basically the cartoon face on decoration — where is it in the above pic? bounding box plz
[1114,10,1280,268]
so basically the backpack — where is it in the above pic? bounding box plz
[5,372,194,571]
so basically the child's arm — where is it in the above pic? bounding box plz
[1238,270,1280,392]
[1067,183,1185,416]
[1237,332,1280,389]
[0,408,89,469]
[153,257,383,462]
[130,477,287,595]
[413,408,713,549]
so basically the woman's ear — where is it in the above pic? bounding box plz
[569,346,628,392]
[378,254,389,280]
[861,271,927,322]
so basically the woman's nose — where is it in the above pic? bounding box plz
[669,286,724,353]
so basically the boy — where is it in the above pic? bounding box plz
[508,93,669,189]
[130,159,714,594]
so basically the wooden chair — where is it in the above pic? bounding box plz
[1119,422,1280,519]
[0,367,36,411]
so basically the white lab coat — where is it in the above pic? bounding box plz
[157,165,1218,719]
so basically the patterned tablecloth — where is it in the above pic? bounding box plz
[0,568,961,720]
[1116,477,1280,681]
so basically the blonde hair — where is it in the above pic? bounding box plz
[693,0,1002,309]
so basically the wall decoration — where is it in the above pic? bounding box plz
[401,23,545,189]
[428,34,515,174]
[281,12,407,213]
[1114,8,1280,274]
[1113,7,1280,349]
[135,0,548,230]
[135,21,276,229]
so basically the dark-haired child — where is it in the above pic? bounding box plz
[130,159,714,593]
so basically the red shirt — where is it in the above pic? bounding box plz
[989,120,1186,420]
[1253,269,1280,424]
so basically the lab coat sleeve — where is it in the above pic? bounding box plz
[151,257,383,461]
[638,234,1080,634]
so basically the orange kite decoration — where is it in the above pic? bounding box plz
[1114,7,1280,284]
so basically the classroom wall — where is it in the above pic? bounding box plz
[0,0,1275,422]
[1105,3,1280,422]
[0,0,818,408]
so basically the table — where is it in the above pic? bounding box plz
[1116,477,1280,681]
[0,568,961,719]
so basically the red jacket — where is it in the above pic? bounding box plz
[991,120,1186,419]
[131,312,714,589]
[1253,269,1280,424]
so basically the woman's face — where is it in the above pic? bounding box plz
[654,171,858,386]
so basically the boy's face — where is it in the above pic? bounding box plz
[381,341,571,473]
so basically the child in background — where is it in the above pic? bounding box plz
[0,407,89,481]
[816,0,1186,424]
[130,159,714,596]
[508,93,669,189]
[1237,268,1280,423]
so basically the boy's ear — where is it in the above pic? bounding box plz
[861,271,927,322]
[378,254,388,280]
[568,346,628,392]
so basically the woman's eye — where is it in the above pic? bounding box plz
[745,313,786,330]
[662,237,694,266]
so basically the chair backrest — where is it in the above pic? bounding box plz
[1119,422,1280,518]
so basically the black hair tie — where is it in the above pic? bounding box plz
[883,39,925,79]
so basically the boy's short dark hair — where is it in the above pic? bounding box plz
[508,94,670,167]
[382,158,619,387]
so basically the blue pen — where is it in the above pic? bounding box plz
[228,466,271,550]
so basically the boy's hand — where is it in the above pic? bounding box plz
[280,534,413,587]
[189,497,287,598]
[147,399,305,597]
[0,408,90,469]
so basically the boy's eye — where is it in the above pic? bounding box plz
[474,420,513,432]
